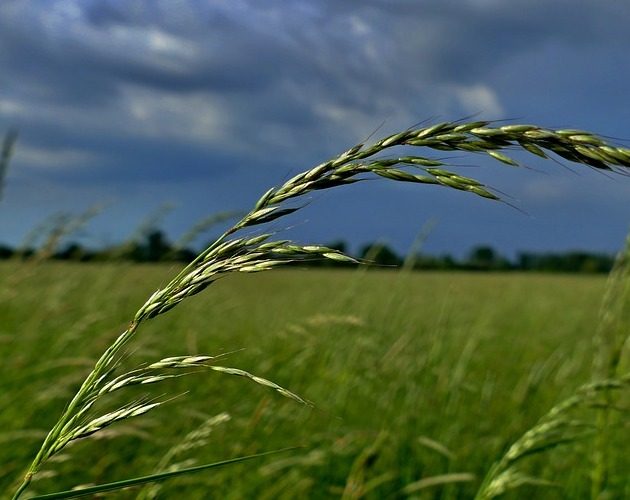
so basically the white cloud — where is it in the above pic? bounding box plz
[521,178,572,202]
[120,84,228,145]
[349,15,371,36]
[15,145,99,169]
[453,84,504,117]
[107,25,199,74]
[520,175,630,205]
[0,98,24,116]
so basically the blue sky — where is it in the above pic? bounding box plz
[1,0,629,257]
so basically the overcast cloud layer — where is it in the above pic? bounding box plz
[1,0,629,255]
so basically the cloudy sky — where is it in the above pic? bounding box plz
[1,0,629,256]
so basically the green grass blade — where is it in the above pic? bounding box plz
[28,448,299,499]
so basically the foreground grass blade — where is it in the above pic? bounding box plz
[28,448,299,499]
[401,473,476,495]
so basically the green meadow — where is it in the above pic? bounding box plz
[1,262,627,498]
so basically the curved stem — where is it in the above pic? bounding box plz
[12,475,31,500]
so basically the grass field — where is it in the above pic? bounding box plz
[1,262,628,498]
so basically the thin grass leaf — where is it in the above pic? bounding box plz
[401,473,476,494]
[28,448,299,499]
[209,365,311,406]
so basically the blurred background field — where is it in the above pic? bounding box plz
[2,262,626,498]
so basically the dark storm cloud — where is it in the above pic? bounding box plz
[2,1,627,153]
[0,0,629,252]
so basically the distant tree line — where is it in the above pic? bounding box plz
[0,230,616,273]
[350,242,613,273]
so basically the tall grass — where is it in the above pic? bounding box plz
[8,120,630,498]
